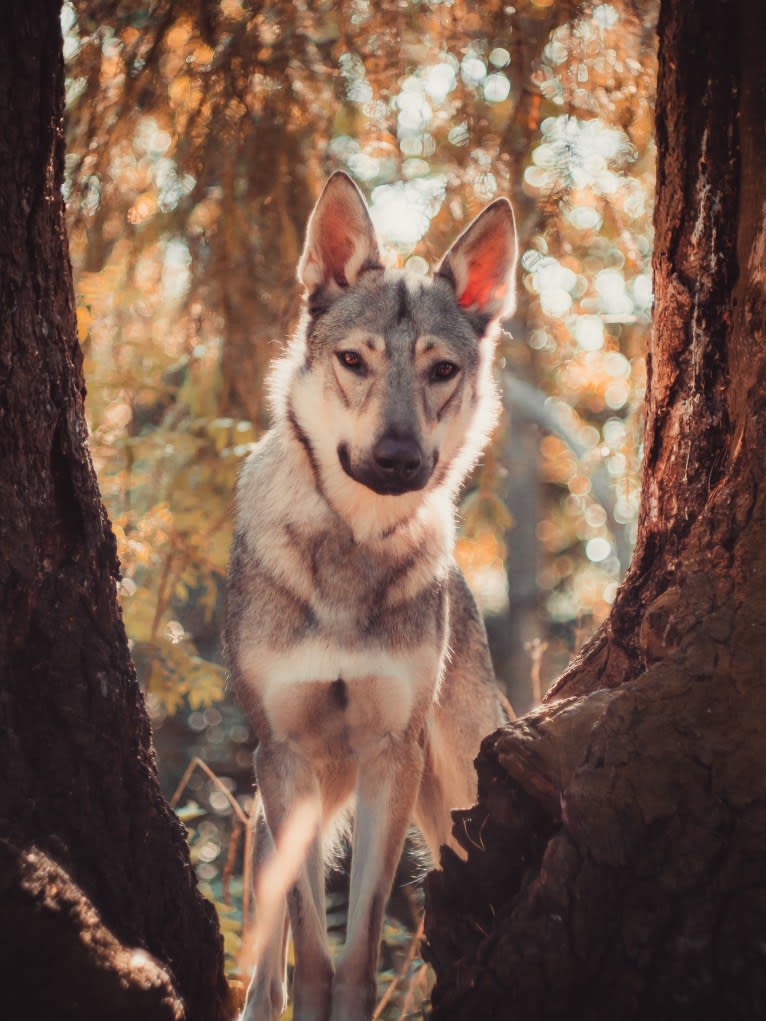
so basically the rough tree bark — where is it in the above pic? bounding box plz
[0,6,230,1019]
[426,0,766,1017]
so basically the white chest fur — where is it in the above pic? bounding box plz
[241,640,442,755]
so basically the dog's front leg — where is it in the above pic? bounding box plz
[331,735,424,1021]
[242,812,289,1021]
[255,740,333,1021]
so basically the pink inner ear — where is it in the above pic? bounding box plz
[457,228,508,309]
[317,205,355,281]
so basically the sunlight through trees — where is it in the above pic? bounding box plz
[62,0,657,1006]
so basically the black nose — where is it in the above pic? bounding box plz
[372,432,422,483]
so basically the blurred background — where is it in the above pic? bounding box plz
[64,0,656,1008]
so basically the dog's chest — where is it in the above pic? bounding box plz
[296,527,412,629]
[258,642,441,756]
[232,525,448,752]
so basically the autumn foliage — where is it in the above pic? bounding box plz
[64,0,657,1006]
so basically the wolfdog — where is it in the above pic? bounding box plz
[226,171,517,1021]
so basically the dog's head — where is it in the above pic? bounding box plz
[273,172,517,533]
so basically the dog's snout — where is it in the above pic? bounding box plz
[339,431,431,495]
[373,433,422,482]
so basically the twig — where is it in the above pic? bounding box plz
[525,637,549,705]
[460,811,488,853]
[242,794,259,929]
[397,961,430,1020]
[222,822,241,907]
[150,549,175,643]
[169,755,249,824]
[372,916,425,1020]
[498,687,517,722]
[170,755,256,953]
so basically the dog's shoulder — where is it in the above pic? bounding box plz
[447,564,490,644]
[431,564,504,730]
[235,424,329,546]
[445,564,498,687]
[233,428,280,523]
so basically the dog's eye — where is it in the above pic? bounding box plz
[430,361,459,382]
[337,350,365,374]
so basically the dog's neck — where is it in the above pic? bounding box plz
[235,424,455,620]
[237,421,454,560]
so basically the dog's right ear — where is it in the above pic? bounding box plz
[298,172,381,298]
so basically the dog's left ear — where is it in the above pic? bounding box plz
[298,172,381,297]
[438,198,518,322]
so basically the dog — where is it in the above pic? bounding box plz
[225,171,517,1021]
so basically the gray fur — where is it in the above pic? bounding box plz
[227,171,516,1021]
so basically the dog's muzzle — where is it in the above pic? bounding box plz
[338,432,433,495]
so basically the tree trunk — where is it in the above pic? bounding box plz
[0,6,229,1018]
[425,1,766,1017]
[219,52,319,428]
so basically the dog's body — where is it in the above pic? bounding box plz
[226,173,517,1021]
